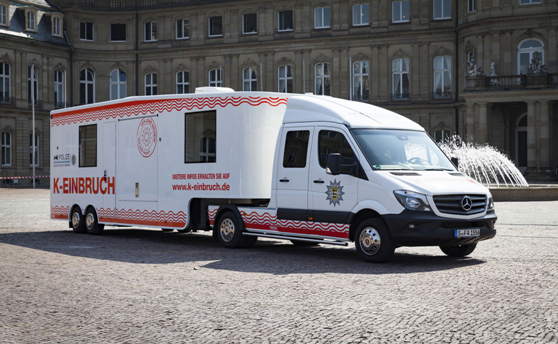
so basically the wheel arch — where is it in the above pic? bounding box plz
[213,205,244,230]
[349,209,382,241]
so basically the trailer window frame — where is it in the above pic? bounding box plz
[79,124,97,168]
[184,110,217,164]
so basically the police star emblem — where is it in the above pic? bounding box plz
[325,179,345,207]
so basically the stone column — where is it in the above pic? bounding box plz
[332,48,341,98]
[265,51,274,91]
[378,44,389,102]
[370,45,379,102]
[258,52,266,92]
[339,47,349,99]
[478,103,488,143]
[295,50,303,93]
[526,101,537,168]
[466,103,476,142]
[539,100,550,169]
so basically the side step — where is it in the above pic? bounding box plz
[242,232,348,246]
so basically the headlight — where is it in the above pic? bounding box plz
[488,197,494,209]
[393,190,431,211]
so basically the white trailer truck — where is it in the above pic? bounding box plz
[50,88,496,262]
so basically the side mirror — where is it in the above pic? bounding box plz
[326,153,341,175]
[451,157,459,169]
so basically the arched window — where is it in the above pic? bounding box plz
[517,39,544,75]
[242,67,257,91]
[208,69,222,87]
[0,62,10,103]
[278,65,293,93]
[392,58,409,100]
[29,133,39,167]
[433,128,451,143]
[145,73,157,95]
[54,70,64,108]
[176,71,189,94]
[352,60,369,102]
[28,65,39,105]
[1,131,11,166]
[314,63,330,95]
[110,69,126,100]
[433,56,451,99]
[80,68,94,104]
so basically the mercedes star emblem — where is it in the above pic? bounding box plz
[461,196,473,211]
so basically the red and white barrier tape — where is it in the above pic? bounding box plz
[0,175,49,180]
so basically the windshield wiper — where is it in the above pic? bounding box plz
[424,168,453,171]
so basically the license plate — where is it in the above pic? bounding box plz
[455,229,481,238]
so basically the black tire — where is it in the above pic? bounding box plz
[290,240,319,247]
[85,208,104,235]
[243,235,258,248]
[161,228,175,232]
[177,229,191,233]
[215,211,249,248]
[440,243,477,257]
[70,207,87,234]
[354,218,395,263]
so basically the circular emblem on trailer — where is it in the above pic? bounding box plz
[461,196,472,211]
[137,117,157,158]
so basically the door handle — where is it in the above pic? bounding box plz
[279,178,290,183]
[313,179,324,184]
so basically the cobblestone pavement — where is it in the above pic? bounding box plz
[1,189,557,344]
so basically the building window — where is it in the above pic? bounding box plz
[433,0,451,20]
[0,5,7,26]
[242,13,257,34]
[54,70,64,108]
[0,62,10,103]
[208,69,222,87]
[278,10,293,32]
[278,65,293,93]
[110,69,126,100]
[176,19,189,39]
[433,56,452,99]
[314,63,330,95]
[353,4,369,26]
[434,128,451,143]
[184,111,216,163]
[29,134,39,167]
[468,0,476,12]
[176,71,190,94]
[352,61,369,102]
[80,22,93,41]
[517,39,544,75]
[1,132,11,166]
[110,23,126,42]
[80,68,94,104]
[144,22,157,41]
[28,66,39,105]
[145,73,157,95]
[520,0,541,4]
[242,67,257,91]
[392,1,409,23]
[392,58,409,100]
[208,16,222,37]
[79,124,97,167]
[26,11,36,31]
[314,7,330,29]
[52,16,62,36]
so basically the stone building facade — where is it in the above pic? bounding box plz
[1,0,557,185]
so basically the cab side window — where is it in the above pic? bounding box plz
[283,130,309,168]
[318,130,355,173]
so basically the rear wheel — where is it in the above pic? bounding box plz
[216,211,249,248]
[354,218,395,263]
[85,208,104,235]
[71,207,87,234]
[440,244,477,257]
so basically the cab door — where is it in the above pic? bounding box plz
[275,126,314,234]
[309,127,359,236]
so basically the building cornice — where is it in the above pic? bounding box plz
[457,13,558,33]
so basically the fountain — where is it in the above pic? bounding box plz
[438,136,529,188]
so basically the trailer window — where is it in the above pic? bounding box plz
[283,130,309,168]
[318,130,355,173]
[185,111,216,163]
[79,124,97,167]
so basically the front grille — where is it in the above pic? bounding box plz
[433,194,487,215]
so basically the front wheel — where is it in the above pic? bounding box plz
[85,208,104,235]
[440,244,477,257]
[355,218,395,263]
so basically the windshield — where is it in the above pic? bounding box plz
[351,129,455,171]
